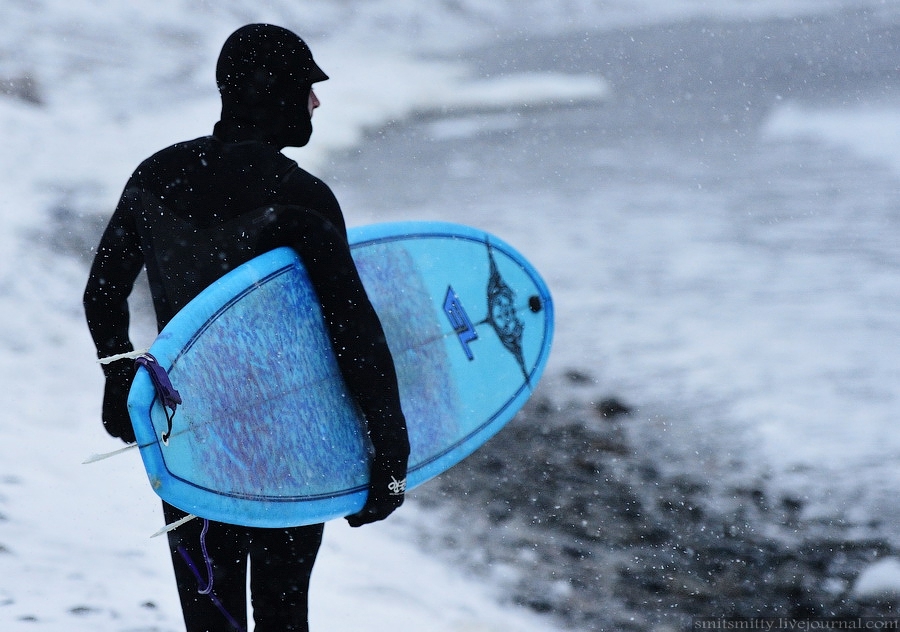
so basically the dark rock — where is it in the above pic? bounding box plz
[564,369,594,384]
[595,397,632,419]
[0,75,42,105]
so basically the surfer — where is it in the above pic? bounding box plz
[83,24,410,632]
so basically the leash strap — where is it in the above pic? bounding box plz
[134,353,182,444]
[176,519,245,632]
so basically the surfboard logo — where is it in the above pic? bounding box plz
[444,286,478,360]
[486,244,529,382]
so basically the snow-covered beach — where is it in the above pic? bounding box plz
[2,1,900,629]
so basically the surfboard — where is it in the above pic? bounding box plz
[127,221,554,528]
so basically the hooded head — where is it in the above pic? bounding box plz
[215,24,328,147]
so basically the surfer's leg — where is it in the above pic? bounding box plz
[248,522,324,632]
[163,502,251,632]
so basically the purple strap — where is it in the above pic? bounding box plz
[135,353,182,409]
[135,353,182,443]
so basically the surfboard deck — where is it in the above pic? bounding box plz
[128,221,554,527]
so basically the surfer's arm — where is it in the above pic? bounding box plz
[83,200,144,358]
[310,248,410,527]
[259,205,410,523]
[329,287,410,526]
[83,195,145,443]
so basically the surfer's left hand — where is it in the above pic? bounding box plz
[101,358,136,444]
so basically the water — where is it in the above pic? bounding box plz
[323,10,900,627]
[330,7,900,506]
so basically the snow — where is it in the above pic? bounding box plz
[853,558,900,600]
[763,101,900,177]
[1,0,900,629]
[0,3,596,630]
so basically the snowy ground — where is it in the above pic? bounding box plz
[2,0,900,630]
[0,3,595,630]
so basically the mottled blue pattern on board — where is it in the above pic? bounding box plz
[166,265,369,499]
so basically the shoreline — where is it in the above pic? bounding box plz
[407,373,900,630]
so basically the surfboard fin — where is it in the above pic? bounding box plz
[82,442,139,464]
[97,348,150,364]
[150,513,198,538]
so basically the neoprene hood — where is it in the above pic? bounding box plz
[215,24,329,147]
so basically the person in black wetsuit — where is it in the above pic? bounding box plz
[83,24,410,632]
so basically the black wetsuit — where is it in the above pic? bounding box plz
[83,124,409,632]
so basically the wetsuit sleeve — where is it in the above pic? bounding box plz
[83,185,145,443]
[258,208,410,469]
[257,206,409,527]
[83,187,144,359]
[306,239,409,467]
[273,170,406,475]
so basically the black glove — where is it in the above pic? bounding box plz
[100,358,136,444]
[346,456,407,527]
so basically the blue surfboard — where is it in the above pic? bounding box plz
[128,221,554,527]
